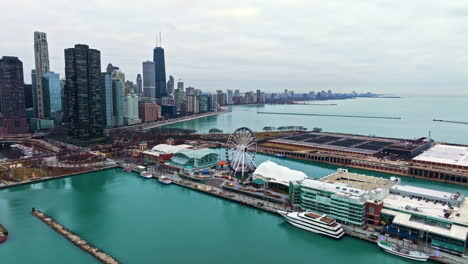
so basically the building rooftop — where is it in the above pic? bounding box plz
[390,185,464,205]
[321,169,395,191]
[383,195,468,226]
[381,209,468,241]
[413,144,468,167]
[143,144,191,156]
[253,161,307,186]
[174,148,218,159]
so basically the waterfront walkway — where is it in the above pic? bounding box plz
[32,209,121,264]
[139,109,230,131]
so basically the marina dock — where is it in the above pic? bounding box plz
[32,209,121,264]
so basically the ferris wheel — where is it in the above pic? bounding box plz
[225,127,257,178]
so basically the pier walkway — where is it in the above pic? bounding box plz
[32,209,121,264]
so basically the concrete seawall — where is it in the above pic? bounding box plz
[32,209,120,264]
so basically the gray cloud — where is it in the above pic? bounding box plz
[1,0,467,94]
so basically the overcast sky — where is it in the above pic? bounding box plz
[1,0,467,94]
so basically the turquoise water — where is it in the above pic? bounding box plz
[165,95,468,144]
[2,94,468,263]
[1,155,467,263]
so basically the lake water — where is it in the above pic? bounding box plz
[164,95,468,144]
[1,94,468,263]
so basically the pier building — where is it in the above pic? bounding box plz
[142,144,191,163]
[166,148,219,169]
[252,161,307,192]
[289,169,394,226]
[412,144,468,170]
[381,186,468,255]
[270,132,432,158]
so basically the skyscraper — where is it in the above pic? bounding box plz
[111,79,124,127]
[153,46,167,99]
[142,61,155,98]
[106,63,119,74]
[0,56,28,134]
[167,75,174,96]
[42,71,61,120]
[101,73,113,128]
[64,44,104,139]
[33,31,50,119]
[136,74,142,95]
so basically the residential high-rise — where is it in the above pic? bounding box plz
[227,89,233,105]
[139,101,160,123]
[111,79,124,127]
[174,88,185,112]
[167,75,174,96]
[0,56,28,134]
[142,61,155,98]
[42,71,61,121]
[33,31,50,119]
[24,84,33,109]
[153,46,166,99]
[256,89,261,103]
[186,94,199,114]
[106,63,119,74]
[136,74,142,94]
[64,44,104,139]
[123,94,141,125]
[177,80,184,91]
[101,73,113,128]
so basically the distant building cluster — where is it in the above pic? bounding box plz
[0,31,374,138]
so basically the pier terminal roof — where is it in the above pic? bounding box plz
[320,169,395,191]
[253,161,307,186]
[381,209,468,241]
[413,144,468,168]
[383,195,468,226]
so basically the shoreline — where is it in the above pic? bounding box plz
[140,109,230,131]
[0,165,117,190]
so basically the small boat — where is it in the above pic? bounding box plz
[158,176,172,184]
[278,210,345,239]
[0,224,8,244]
[140,171,153,179]
[274,154,286,158]
[377,240,429,262]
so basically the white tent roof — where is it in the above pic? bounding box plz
[144,144,191,156]
[253,161,308,186]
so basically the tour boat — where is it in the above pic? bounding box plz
[158,176,172,184]
[140,171,153,179]
[377,240,429,262]
[277,210,345,239]
[0,224,8,244]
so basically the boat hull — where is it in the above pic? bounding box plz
[378,241,429,262]
[158,177,172,184]
[278,211,344,239]
[0,235,7,244]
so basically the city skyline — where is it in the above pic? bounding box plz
[1,0,468,94]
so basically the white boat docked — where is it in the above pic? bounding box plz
[278,210,345,239]
[377,240,429,262]
[158,176,172,184]
[140,171,153,179]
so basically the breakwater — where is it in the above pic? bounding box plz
[32,209,120,264]
[433,119,468,125]
[257,111,401,120]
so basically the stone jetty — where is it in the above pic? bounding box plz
[32,208,120,264]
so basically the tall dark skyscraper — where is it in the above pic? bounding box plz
[153,46,167,99]
[0,56,28,134]
[64,44,104,139]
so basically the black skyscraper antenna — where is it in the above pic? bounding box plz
[159,32,162,47]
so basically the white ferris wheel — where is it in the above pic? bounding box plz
[225,127,257,178]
